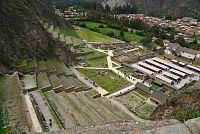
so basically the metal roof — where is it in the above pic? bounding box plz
[138,62,161,72]
[170,69,187,77]
[132,64,154,75]
[163,72,180,80]
[145,59,168,70]
[156,74,173,84]
[187,65,200,72]
[153,58,194,75]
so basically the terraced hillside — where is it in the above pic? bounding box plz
[0,74,32,133]
[0,0,73,67]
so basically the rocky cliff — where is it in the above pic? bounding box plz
[0,0,74,68]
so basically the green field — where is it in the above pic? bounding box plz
[77,69,132,93]
[55,26,79,37]
[77,29,120,43]
[77,21,144,42]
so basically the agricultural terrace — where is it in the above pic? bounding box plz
[78,48,108,67]
[0,74,30,133]
[77,29,121,43]
[77,21,144,42]
[37,73,51,89]
[77,69,132,93]
[27,59,37,68]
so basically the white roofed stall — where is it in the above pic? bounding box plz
[171,59,178,63]
[153,58,194,75]
[138,62,162,73]
[186,65,200,73]
[163,72,180,81]
[132,64,154,76]
[156,75,173,84]
[145,59,169,70]
[170,69,187,77]
[179,62,186,66]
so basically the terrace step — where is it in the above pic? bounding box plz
[36,72,52,92]
[77,92,119,122]
[44,91,77,129]
[67,92,104,125]
[59,92,91,126]
[96,97,133,120]
[31,91,61,131]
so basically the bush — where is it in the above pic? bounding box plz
[175,110,200,122]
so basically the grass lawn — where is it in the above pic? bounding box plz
[118,67,133,75]
[77,21,144,42]
[81,48,108,67]
[77,29,120,43]
[77,69,132,93]
[134,88,149,98]
[87,58,108,67]
[83,49,107,59]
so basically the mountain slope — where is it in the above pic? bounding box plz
[103,0,200,18]
[0,0,74,68]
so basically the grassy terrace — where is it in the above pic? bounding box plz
[37,73,51,89]
[51,59,64,74]
[27,59,37,68]
[17,60,27,67]
[45,60,57,73]
[81,48,108,67]
[0,75,30,132]
[77,21,144,42]
[49,74,62,89]
[77,29,120,43]
[55,26,79,37]
[59,76,73,89]
[77,69,132,93]
[85,90,99,97]
[37,60,47,71]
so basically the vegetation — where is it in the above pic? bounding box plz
[27,59,37,68]
[77,29,120,43]
[76,21,144,42]
[134,88,149,98]
[37,73,50,89]
[175,110,200,122]
[58,27,79,37]
[77,69,132,93]
[0,109,9,134]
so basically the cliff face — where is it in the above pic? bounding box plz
[0,0,74,68]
